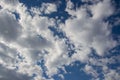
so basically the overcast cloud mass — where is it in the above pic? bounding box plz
[0,0,120,80]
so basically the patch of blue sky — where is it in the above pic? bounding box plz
[46,61,92,80]
[36,59,49,79]
[106,0,120,42]
[112,25,120,42]
[90,65,104,80]
[36,59,92,80]
[19,0,42,8]
[12,12,20,21]
[19,0,69,22]
[63,61,92,80]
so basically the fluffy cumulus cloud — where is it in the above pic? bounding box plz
[64,0,116,56]
[0,0,119,80]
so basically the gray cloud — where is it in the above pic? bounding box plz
[0,10,21,41]
[18,35,53,50]
[0,42,17,65]
[0,65,32,80]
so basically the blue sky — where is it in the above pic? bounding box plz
[0,0,120,80]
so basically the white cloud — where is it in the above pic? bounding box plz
[84,64,98,78]
[44,39,71,77]
[0,1,62,79]
[0,0,19,11]
[0,1,55,79]
[63,0,116,56]
[103,67,120,80]
[90,0,114,20]
[87,55,120,80]
[40,3,57,14]
[71,46,91,62]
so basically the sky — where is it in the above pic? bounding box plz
[0,0,120,80]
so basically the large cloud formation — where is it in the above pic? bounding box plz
[0,0,119,80]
